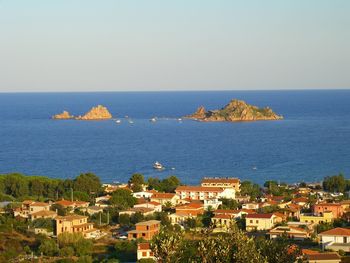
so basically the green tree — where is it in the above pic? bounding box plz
[129,173,145,186]
[73,173,101,194]
[39,239,59,256]
[151,228,184,262]
[119,214,131,227]
[240,181,262,200]
[74,238,93,256]
[323,173,347,193]
[109,189,137,210]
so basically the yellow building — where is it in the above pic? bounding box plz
[246,213,280,231]
[55,215,94,237]
[300,211,333,225]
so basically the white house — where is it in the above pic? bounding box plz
[319,228,350,252]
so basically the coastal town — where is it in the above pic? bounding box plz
[1,172,349,262]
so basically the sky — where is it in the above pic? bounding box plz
[0,0,349,92]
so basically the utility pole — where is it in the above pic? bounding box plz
[106,210,109,225]
[71,188,73,202]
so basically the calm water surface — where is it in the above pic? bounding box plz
[0,90,349,185]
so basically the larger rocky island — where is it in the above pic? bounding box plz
[52,105,112,120]
[185,99,283,122]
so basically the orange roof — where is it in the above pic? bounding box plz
[319,227,350,236]
[302,249,319,255]
[246,213,274,219]
[176,186,224,192]
[239,209,256,214]
[306,252,341,260]
[137,198,148,204]
[22,200,34,205]
[315,203,341,207]
[55,200,75,206]
[292,197,308,203]
[201,177,240,184]
[148,201,161,206]
[138,243,151,250]
[152,193,176,199]
[74,201,89,205]
[56,214,88,221]
[176,202,204,210]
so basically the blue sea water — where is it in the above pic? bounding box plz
[0,90,350,185]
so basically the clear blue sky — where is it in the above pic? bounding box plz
[0,0,349,92]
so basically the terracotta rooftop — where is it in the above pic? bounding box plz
[135,220,160,226]
[138,243,151,250]
[214,209,240,214]
[315,203,342,207]
[152,193,176,199]
[176,203,203,210]
[246,213,274,219]
[176,186,224,192]
[319,227,350,236]
[55,200,75,206]
[201,177,240,184]
[306,252,341,260]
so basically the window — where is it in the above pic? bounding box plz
[142,233,146,237]
[256,220,259,223]
[142,252,147,256]
[250,220,253,223]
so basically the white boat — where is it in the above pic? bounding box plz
[115,119,121,124]
[128,120,134,124]
[153,161,164,170]
[150,117,157,122]
[178,118,182,121]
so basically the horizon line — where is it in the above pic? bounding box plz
[1,87,350,94]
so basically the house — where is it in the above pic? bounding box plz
[281,203,301,219]
[300,211,333,224]
[242,202,260,210]
[86,206,104,215]
[245,213,280,231]
[55,215,94,237]
[169,202,204,225]
[201,177,240,192]
[134,201,162,212]
[132,191,154,199]
[127,220,160,240]
[319,227,350,252]
[137,243,156,261]
[292,197,309,208]
[150,193,179,206]
[302,250,341,263]
[95,195,111,203]
[119,207,155,217]
[54,200,89,210]
[268,226,311,240]
[211,214,233,228]
[204,198,222,210]
[313,203,344,219]
[30,210,57,221]
[175,186,235,201]
[14,200,51,218]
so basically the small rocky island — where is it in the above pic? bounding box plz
[52,105,112,120]
[185,99,283,122]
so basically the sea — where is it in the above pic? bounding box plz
[0,90,350,186]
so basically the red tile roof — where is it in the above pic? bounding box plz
[246,213,274,219]
[201,178,240,184]
[176,186,224,192]
[152,193,176,199]
[213,214,231,219]
[214,209,240,215]
[30,202,50,207]
[319,227,350,236]
[138,243,151,250]
[306,252,341,260]
[176,202,204,210]
[315,203,342,207]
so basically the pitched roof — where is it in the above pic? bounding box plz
[246,213,274,219]
[138,243,151,250]
[201,177,240,184]
[55,200,75,206]
[176,186,224,192]
[315,203,342,207]
[214,209,240,215]
[151,193,176,199]
[213,214,231,219]
[319,227,350,236]
[306,252,341,260]
[176,203,203,210]
[56,215,88,221]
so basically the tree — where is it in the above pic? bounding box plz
[119,214,131,227]
[220,198,240,210]
[109,189,137,210]
[151,228,184,262]
[73,173,101,194]
[129,173,145,186]
[240,181,262,200]
[39,239,59,256]
[74,238,93,256]
[323,173,347,193]
[3,173,29,197]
